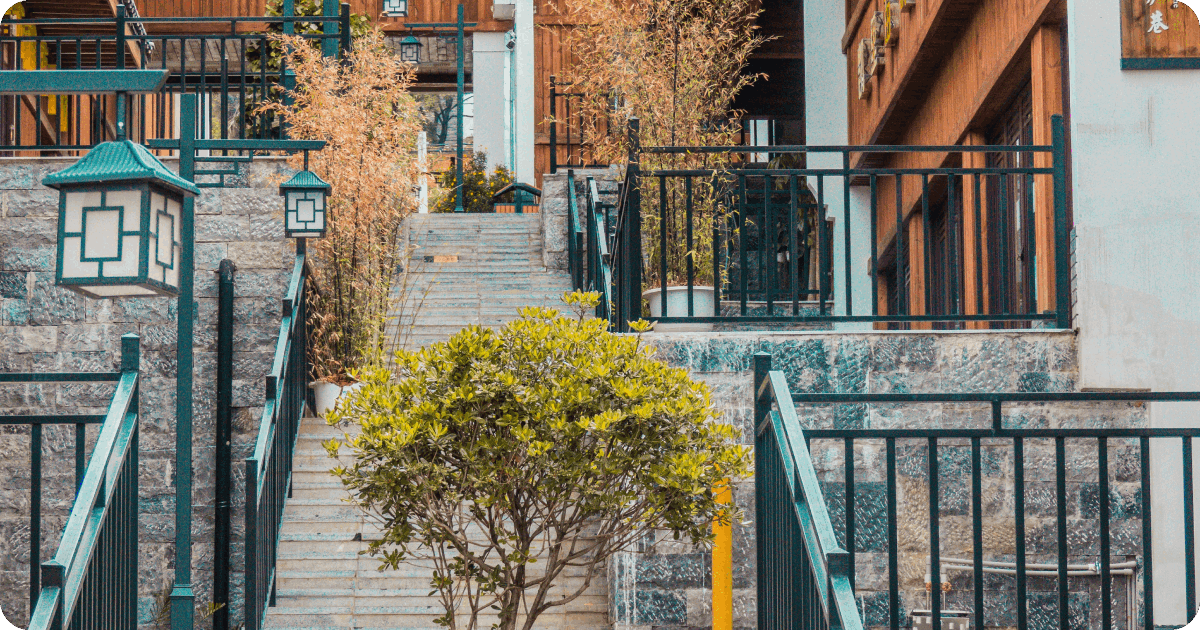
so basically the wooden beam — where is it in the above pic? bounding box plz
[842,0,874,53]
[1031,24,1062,316]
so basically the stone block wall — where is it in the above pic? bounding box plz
[0,157,298,628]
[540,168,620,273]
[610,330,1145,630]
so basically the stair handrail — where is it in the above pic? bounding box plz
[585,176,614,323]
[753,353,864,630]
[27,334,141,630]
[567,169,585,291]
[245,250,311,630]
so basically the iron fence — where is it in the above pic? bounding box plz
[754,353,866,630]
[548,76,610,175]
[245,249,311,630]
[0,5,350,153]
[567,169,616,322]
[21,334,142,630]
[592,116,1070,331]
[767,373,1200,630]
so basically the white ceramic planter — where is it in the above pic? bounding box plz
[641,286,715,332]
[312,381,364,418]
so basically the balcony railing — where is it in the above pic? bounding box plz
[0,7,350,153]
[583,116,1070,331]
[758,362,1200,630]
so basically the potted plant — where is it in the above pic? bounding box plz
[261,29,425,415]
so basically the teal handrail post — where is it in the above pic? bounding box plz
[170,92,199,630]
[1052,113,1071,330]
[455,3,466,213]
[623,118,641,331]
[322,0,339,58]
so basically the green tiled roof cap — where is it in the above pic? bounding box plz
[42,140,201,196]
[279,169,332,192]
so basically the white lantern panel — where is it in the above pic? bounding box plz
[163,197,182,290]
[64,190,102,233]
[108,190,142,229]
[81,208,122,260]
[60,235,98,279]
[84,285,158,297]
[104,235,142,276]
[286,190,327,235]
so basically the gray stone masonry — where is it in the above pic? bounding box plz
[611,330,1144,630]
[0,157,298,629]
[540,168,621,273]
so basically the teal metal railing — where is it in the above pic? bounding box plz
[595,116,1071,331]
[566,169,615,322]
[753,353,864,630]
[0,5,351,153]
[787,386,1200,630]
[22,334,141,630]
[244,250,311,630]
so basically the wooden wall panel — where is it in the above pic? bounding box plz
[1031,24,1061,315]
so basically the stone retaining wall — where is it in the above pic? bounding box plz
[610,330,1143,630]
[0,157,298,628]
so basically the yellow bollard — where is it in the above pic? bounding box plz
[712,479,733,630]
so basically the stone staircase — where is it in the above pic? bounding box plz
[265,418,610,630]
[391,213,575,350]
[265,213,603,630]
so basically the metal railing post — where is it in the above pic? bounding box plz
[550,77,558,175]
[339,3,351,60]
[115,4,126,70]
[625,118,642,330]
[1052,114,1071,329]
[214,260,235,630]
[321,0,339,58]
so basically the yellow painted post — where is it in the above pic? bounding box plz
[712,479,733,630]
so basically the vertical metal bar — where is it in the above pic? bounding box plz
[659,174,668,318]
[739,175,748,316]
[871,175,879,315]
[948,174,960,319]
[214,259,235,630]
[1051,115,1071,328]
[974,173,984,315]
[626,118,642,330]
[844,151,853,315]
[1141,436,1154,630]
[339,3,351,60]
[765,174,774,316]
[930,438,942,630]
[888,437,899,630]
[1024,171,1036,314]
[789,175,799,315]
[817,176,828,316]
[895,175,906,316]
[30,422,42,616]
[116,5,126,70]
[1057,436,1069,630]
[845,437,856,590]
[1100,437,1112,630]
[972,437,984,630]
[922,174,932,316]
[549,77,557,175]
[454,4,465,212]
[686,176,694,316]
[754,353,771,630]
[998,172,1010,314]
[1015,437,1027,630]
[713,174,721,318]
[1186,436,1196,620]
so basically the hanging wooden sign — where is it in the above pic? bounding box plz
[1121,0,1200,69]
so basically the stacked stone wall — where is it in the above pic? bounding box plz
[0,157,298,628]
[611,330,1145,630]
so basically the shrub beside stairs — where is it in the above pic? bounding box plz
[265,213,604,630]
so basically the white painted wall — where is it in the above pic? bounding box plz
[805,0,873,328]
[473,31,509,173]
[513,0,536,184]
[1066,1,1200,624]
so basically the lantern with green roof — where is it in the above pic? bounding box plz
[280,168,332,238]
[43,139,200,298]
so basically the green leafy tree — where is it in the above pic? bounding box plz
[432,151,514,213]
[326,292,750,630]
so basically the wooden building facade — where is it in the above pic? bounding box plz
[844,0,1071,326]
